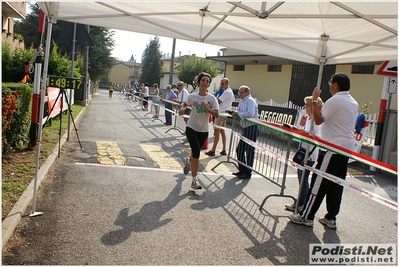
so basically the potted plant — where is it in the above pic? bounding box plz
[14,33,24,42]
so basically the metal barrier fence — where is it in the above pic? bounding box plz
[212,115,296,210]
[162,99,185,135]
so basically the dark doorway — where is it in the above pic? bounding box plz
[288,65,336,106]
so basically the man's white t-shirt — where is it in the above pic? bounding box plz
[320,91,358,150]
[218,87,235,112]
[178,88,189,103]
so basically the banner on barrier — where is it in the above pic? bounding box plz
[231,102,298,125]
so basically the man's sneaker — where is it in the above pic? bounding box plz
[318,217,337,229]
[191,180,202,190]
[288,214,313,227]
[285,203,303,212]
[183,157,191,175]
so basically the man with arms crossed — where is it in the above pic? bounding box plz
[205,78,235,156]
[230,85,260,179]
[289,73,358,229]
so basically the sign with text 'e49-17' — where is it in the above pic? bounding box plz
[377,60,397,77]
[46,76,83,90]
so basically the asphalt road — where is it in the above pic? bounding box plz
[2,89,397,265]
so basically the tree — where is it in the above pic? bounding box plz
[1,43,35,82]
[176,55,219,88]
[139,37,162,85]
[47,42,82,78]
[86,26,116,82]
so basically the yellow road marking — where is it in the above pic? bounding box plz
[95,142,233,173]
[140,144,182,170]
[96,141,126,166]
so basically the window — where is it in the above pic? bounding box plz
[268,65,282,72]
[352,65,374,74]
[233,65,245,71]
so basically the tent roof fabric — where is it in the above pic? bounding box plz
[38,1,397,65]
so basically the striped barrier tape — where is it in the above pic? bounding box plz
[161,98,185,116]
[161,98,183,107]
[164,107,177,116]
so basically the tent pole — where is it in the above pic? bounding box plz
[30,15,54,217]
[316,60,325,89]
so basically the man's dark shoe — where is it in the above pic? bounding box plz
[232,172,243,176]
[237,174,251,179]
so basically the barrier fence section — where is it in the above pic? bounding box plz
[213,115,296,205]
[161,99,185,135]
[144,95,163,123]
[133,92,143,110]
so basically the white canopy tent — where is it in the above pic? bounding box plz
[37,1,397,65]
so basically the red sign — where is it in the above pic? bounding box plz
[47,87,62,118]
[376,60,397,77]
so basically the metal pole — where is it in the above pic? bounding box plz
[370,77,390,171]
[378,92,392,162]
[168,38,176,86]
[83,25,90,105]
[30,15,54,217]
[67,22,77,140]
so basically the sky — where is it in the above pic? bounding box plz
[110,29,222,63]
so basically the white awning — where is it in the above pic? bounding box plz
[38,1,397,65]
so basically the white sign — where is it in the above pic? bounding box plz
[388,77,397,94]
[377,60,397,77]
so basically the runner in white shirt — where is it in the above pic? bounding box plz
[179,72,219,190]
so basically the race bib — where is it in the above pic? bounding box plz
[192,102,207,114]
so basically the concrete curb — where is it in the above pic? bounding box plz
[2,107,86,250]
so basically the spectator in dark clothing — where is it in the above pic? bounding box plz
[14,61,32,83]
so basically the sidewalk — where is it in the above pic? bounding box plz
[2,89,397,265]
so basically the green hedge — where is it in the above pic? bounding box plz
[2,83,33,152]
